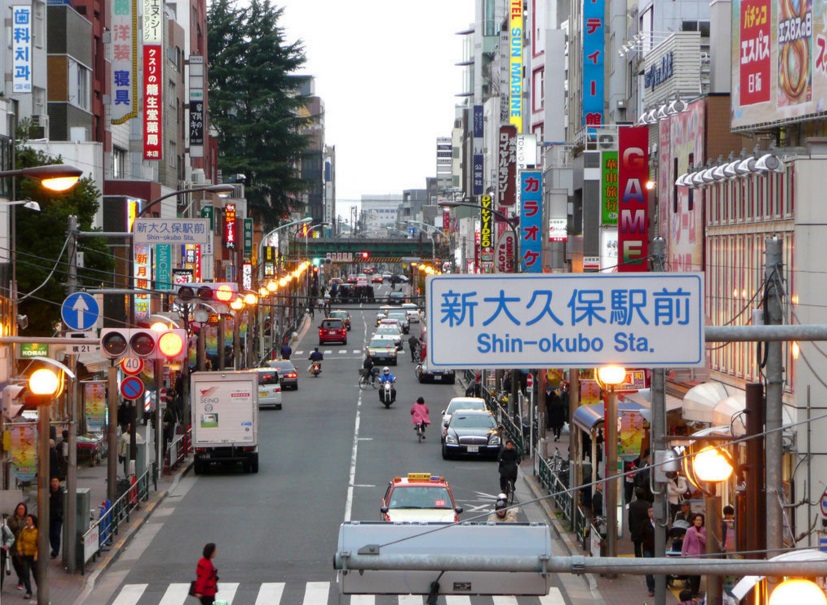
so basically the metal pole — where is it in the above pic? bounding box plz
[706,493,723,605]
[65,215,79,572]
[155,358,163,478]
[650,236,667,604]
[764,236,784,557]
[218,314,226,370]
[568,369,581,526]
[233,313,241,370]
[36,399,50,605]
[605,386,619,559]
[107,363,118,503]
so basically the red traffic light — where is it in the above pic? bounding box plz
[157,330,186,359]
[361,252,369,259]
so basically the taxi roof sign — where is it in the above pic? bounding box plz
[407,473,435,482]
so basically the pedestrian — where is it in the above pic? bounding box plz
[49,439,62,481]
[681,513,706,597]
[8,502,27,590]
[674,499,694,525]
[407,334,419,362]
[722,505,736,554]
[0,513,15,592]
[640,504,656,597]
[591,481,604,519]
[193,542,219,604]
[623,460,636,504]
[546,386,566,441]
[280,342,292,360]
[634,449,652,500]
[678,589,698,605]
[465,374,482,397]
[628,487,651,558]
[666,471,689,521]
[49,476,64,558]
[17,514,38,600]
[497,439,521,493]
[59,429,69,479]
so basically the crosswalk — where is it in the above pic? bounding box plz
[109,581,566,605]
[295,350,366,356]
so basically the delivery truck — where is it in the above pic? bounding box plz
[191,371,259,474]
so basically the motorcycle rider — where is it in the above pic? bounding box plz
[487,493,518,522]
[308,347,324,374]
[410,396,430,437]
[378,367,397,403]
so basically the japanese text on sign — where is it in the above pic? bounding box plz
[12,6,32,93]
[582,0,605,127]
[111,0,138,123]
[134,218,210,245]
[520,171,542,273]
[425,273,704,368]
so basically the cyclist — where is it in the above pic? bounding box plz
[361,356,377,385]
[410,396,430,438]
[487,493,517,522]
[307,347,324,373]
[497,439,521,494]
[378,367,397,402]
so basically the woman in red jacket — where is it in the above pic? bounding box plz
[193,542,218,604]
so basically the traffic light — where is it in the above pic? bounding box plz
[175,282,237,305]
[100,328,188,360]
[361,251,369,260]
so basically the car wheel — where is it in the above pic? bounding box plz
[318,340,323,346]
[392,359,398,366]
[193,460,202,475]
[242,460,251,473]
[441,446,450,460]
[447,376,456,385]
[343,339,348,345]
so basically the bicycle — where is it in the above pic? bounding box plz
[415,421,427,443]
[358,369,378,390]
[503,477,515,506]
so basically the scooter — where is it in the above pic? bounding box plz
[310,361,322,377]
[379,380,396,408]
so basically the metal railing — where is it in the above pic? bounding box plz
[164,427,192,473]
[80,467,151,574]
[537,454,589,549]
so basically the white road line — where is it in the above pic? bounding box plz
[159,583,191,605]
[352,350,361,354]
[110,584,147,605]
[539,588,566,605]
[338,350,347,354]
[217,582,240,603]
[445,596,472,605]
[350,595,375,605]
[344,378,363,522]
[492,596,519,605]
[399,595,422,605]
[296,350,304,355]
[255,582,286,605]
[302,581,330,605]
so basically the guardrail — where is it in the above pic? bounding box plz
[164,427,192,473]
[80,468,151,574]
[537,454,589,549]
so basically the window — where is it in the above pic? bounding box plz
[112,147,126,178]
[68,59,91,111]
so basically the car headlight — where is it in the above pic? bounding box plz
[446,434,458,444]
[490,434,501,446]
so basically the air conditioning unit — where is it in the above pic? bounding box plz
[191,168,206,184]
[30,114,49,139]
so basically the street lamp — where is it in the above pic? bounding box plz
[770,579,827,605]
[0,163,83,192]
[135,183,235,219]
[596,364,626,560]
[438,200,519,273]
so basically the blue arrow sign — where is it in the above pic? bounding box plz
[61,292,100,331]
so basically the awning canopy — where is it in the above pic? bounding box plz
[572,400,649,433]
[681,381,793,435]
[620,389,684,412]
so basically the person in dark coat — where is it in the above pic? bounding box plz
[48,477,64,558]
[591,481,604,519]
[546,386,566,441]
[640,504,656,596]
[628,487,651,558]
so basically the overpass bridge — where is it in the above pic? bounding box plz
[294,237,439,263]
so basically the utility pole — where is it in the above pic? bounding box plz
[764,236,784,556]
[65,215,79,572]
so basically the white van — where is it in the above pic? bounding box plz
[255,368,283,409]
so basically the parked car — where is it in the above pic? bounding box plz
[319,318,348,345]
[255,368,283,409]
[416,363,456,385]
[263,359,299,390]
[328,309,351,331]
[440,397,487,428]
[442,410,501,460]
[367,335,398,365]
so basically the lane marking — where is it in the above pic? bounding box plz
[539,588,566,605]
[344,375,363,522]
[255,582,286,605]
[303,581,330,605]
[351,595,375,605]
[159,583,190,605]
[111,584,147,605]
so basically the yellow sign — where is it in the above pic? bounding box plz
[509,0,523,133]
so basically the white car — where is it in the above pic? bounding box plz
[440,397,487,428]
[402,303,421,323]
[374,325,403,350]
[255,368,283,409]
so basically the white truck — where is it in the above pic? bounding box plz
[191,371,259,474]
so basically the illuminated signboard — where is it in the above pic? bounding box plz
[111,0,138,123]
[142,0,163,160]
[498,126,517,207]
[617,127,649,272]
[224,203,236,249]
[582,0,605,127]
[12,6,32,93]
[509,0,523,132]
[480,195,494,267]
[601,151,619,225]
[519,171,542,273]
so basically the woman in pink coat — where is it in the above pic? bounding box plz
[410,397,430,437]
[681,513,706,597]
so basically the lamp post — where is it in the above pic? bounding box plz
[134,183,235,219]
[438,200,519,274]
[405,220,452,263]
[596,364,626,561]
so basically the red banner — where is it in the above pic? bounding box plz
[497,126,517,206]
[739,0,771,106]
[142,45,163,160]
[617,126,649,272]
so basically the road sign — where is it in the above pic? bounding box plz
[133,218,210,245]
[526,374,534,393]
[820,489,827,518]
[120,376,145,401]
[61,292,100,331]
[120,357,145,376]
[425,273,705,369]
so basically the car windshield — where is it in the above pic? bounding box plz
[271,362,295,372]
[387,312,407,320]
[370,338,394,348]
[447,400,486,414]
[451,414,496,429]
[389,486,453,509]
[376,327,398,336]
[330,312,347,319]
[258,371,279,385]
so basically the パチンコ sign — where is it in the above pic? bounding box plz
[425,273,704,369]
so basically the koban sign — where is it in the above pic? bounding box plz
[425,273,704,368]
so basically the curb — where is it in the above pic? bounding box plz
[72,459,193,605]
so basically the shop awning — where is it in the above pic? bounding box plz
[620,389,684,412]
[572,400,649,433]
[681,381,793,434]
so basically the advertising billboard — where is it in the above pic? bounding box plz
[142,0,163,160]
[582,0,605,127]
[731,0,824,130]
[12,6,32,94]
[480,195,494,267]
[601,151,618,226]
[498,126,517,206]
[509,0,523,132]
[473,105,484,195]
[617,127,649,272]
[519,171,543,273]
[110,0,138,123]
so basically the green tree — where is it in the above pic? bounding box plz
[14,145,114,336]
[208,0,312,228]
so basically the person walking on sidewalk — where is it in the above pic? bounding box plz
[17,514,38,600]
[0,514,15,592]
[628,487,651,558]
[681,513,707,597]
[49,476,64,559]
[640,504,657,597]
[8,502,27,591]
[193,542,219,605]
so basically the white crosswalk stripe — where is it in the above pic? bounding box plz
[108,582,564,605]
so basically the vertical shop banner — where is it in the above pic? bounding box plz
[778,0,812,107]
[155,243,173,291]
[142,0,163,160]
[601,151,619,225]
[243,218,253,260]
[473,105,484,194]
[509,0,523,132]
[9,425,37,482]
[496,231,516,273]
[474,230,481,273]
[224,203,236,249]
[172,268,193,285]
[442,210,451,233]
[480,195,494,269]
[182,244,202,281]
[617,127,649,272]
[739,0,771,105]
[111,0,138,123]
[242,262,253,291]
[84,381,107,432]
[582,0,605,127]
[189,55,205,157]
[201,205,214,230]
[498,126,517,206]
[264,246,277,277]
[12,6,32,93]
[520,171,543,273]
[134,243,151,320]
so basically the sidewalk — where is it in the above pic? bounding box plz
[1,452,193,605]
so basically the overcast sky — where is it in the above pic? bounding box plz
[275,0,474,218]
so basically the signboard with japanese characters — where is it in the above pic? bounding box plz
[133,243,151,321]
[480,195,494,267]
[473,105,484,195]
[189,55,205,156]
[142,0,163,160]
[134,218,210,245]
[497,126,517,206]
[425,273,705,368]
[519,171,543,273]
[12,6,32,93]
[617,127,649,272]
[601,151,618,225]
[582,0,605,127]
[243,218,253,260]
[111,0,138,123]
[224,203,236,249]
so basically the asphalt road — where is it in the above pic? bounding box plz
[89,283,567,605]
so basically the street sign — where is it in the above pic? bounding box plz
[133,218,210,245]
[120,357,145,376]
[425,273,705,369]
[820,489,827,518]
[61,292,100,331]
[526,374,534,393]
[19,343,49,359]
[120,376,145,401]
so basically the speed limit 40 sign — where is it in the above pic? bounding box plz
[120,357,145,376]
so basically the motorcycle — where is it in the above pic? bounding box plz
[309,361,322,377]
[379,379,396,408]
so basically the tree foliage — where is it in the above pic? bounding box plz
[208,0,312,229]
[14,145,115,336]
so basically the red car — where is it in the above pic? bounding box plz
[318,318,347,345]
[371,275,383,284]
